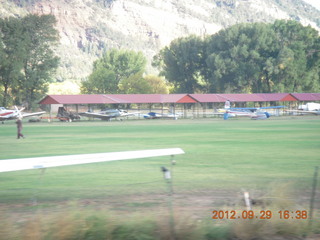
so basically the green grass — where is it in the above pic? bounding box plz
[0,117,319,239]
[0,118,319,203]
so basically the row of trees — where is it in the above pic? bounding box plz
[1,16,319,108]
[0,14,59,108]
[83,20,319,95]
[153,20,320,93]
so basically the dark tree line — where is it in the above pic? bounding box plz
[153,20,320,94]
[0,14,59,109]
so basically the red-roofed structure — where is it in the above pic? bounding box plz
[218,94,265,102]
[40,95,118,105]
[189,93,298,103]
[39,94,198,105]
[40,93,320,106]
[39,93,319,118]
[290,93,320,102]
[254,93,298,102]
[189,94,227,103]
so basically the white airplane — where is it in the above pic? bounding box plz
[80,109,139,121]
[222,108,270,120]
[0,106,45,123]
[220,106,286,120]
[286,102,320,115]
[143,112,180,120]
[214,100,287,120]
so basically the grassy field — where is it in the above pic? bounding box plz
[0,117,319,239]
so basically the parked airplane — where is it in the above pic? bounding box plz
[80,109,139,121]
[143,112,180,120]
[286,102,320,115]
[0,106,45,123]
[221,106,285,120]
[57,107,81,122]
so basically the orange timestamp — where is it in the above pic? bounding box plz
[212,210,308,220]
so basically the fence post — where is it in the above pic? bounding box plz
[309,166,319,229]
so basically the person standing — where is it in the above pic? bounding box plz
[16,118,25,139]
[224,100,231,109]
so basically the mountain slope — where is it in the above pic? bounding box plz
[1,0,320,83]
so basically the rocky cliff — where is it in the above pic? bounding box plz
[1,0,319,83]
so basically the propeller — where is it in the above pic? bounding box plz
[14,106,25,119]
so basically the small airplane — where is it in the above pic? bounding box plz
[218,101,285,120]
[57,107,81,122]
[80,109,139,121]
[143,112,180,120]
[223,108,271,120]
[286,102,320,115]
[0,106,45,123]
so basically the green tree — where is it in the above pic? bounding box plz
[156,21,319,94]
[81,68,117,94]
[270,20,320,92]
[144,75,169,94]
[205,23,279,93]
[82,48,147,93]
[0,17,25,107]
[119,71,152,94]
[153,35,207,93]
[0,14,59,108]
[18,14,59,109]
[205,21,320,93]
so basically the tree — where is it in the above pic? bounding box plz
[0,14,59,108]
[153,35,207,93]
[19,14,60,109]
[81,68,117,94]
[144,75,169,94]
[82,48,147,94]
[155,21,319,94]
[270,20,320,92]
[119,71,152,94]
[205,21,320,93]
[0,17,25,107]
[205,23,279,93]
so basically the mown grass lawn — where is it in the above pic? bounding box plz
[1,117,320,240]
[0,117,319,204]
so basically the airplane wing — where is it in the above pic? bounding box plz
[121,112,140,117]
[229,106,286,110]
[80,112,112,120]
[285,110,320,115]
[22,111,46,118]
[0,148,185,173]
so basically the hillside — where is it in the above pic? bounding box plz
[1,0,320,84]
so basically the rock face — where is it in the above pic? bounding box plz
[1,0,320,82]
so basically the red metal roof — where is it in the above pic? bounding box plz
[39,93,319,105]
[40,95,120,104]
[39,94,197,104]
[161,94,197,103]
[189,94,227,103]
[218,94,265,102]
[102,94,158,104]
[103,94,197,104]
[290,93,320,101]
[254,93,297,102]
